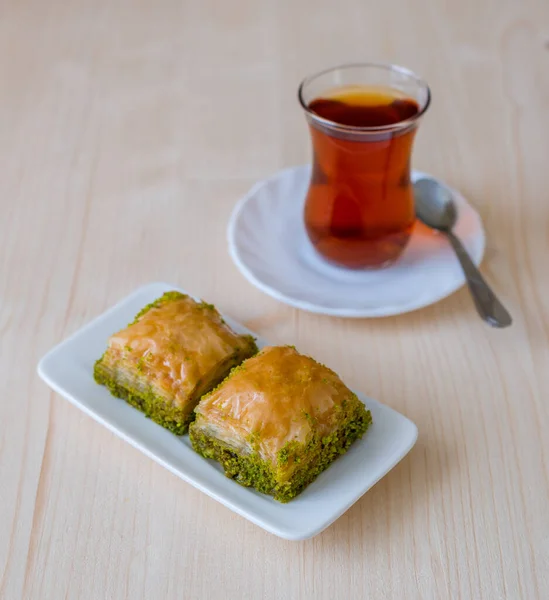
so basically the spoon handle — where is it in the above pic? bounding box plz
[446,231,512,328]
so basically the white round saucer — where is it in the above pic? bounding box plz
[227,165,485,318]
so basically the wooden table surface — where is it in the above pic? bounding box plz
[2,0,549,598]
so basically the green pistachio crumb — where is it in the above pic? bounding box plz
[200,301,216,311]
[93,357,192,435]
[130,291,187,324]
[190,401,372,502]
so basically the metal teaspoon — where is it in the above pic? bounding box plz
[414,177,512,328]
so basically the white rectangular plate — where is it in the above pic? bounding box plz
[38,282,418,541]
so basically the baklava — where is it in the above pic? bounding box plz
[190,345,372,502]
[94,291,257,434]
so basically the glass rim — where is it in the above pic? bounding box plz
[298,62,431,134]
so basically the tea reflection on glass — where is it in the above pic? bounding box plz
[299,63,431,269]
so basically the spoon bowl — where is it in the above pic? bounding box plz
[414,177,457,231]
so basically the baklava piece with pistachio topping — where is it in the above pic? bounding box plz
[94,291,257,434]
[189,345,372,502]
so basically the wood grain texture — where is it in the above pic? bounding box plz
[1,0,548,598]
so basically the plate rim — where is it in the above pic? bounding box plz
[37,282,419,540]
[227,165,486,318]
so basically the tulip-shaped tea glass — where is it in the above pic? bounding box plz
[299,63,431,269]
